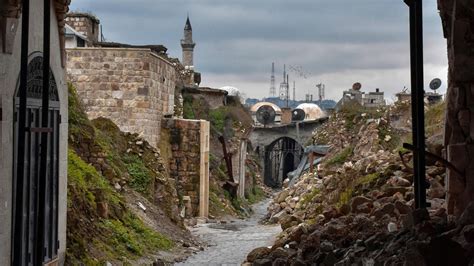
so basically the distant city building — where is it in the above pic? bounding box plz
[425,92,443,105]
[396,91,411,102]
[339,83,386,108]
[396,89,443,105]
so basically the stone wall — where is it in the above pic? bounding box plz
[439,1,474,216]
[162,118,209,217]
[67,47,177,147]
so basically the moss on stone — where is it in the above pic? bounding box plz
[359,172,380,185]
[326,146,354,166]
[337,187,354,208]
[299,188,321,206]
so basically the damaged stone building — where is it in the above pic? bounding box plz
[0,0,70,264]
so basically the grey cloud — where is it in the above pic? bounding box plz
[70,0,448,100]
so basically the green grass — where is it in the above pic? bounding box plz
[124,155,153,195]
[102,214,173,257]
[209,107,227,133]
[425,101,446,136]
[326,146,354,166]
[246,186,265,204]
[68,149,120,209]
[183,95,196,119]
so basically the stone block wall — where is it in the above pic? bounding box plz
[162,118,209,217]
[67,47,177,147]
[439,1,474,216]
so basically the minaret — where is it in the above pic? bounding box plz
[181,15,196,69]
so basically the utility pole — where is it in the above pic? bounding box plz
[404,0,427,209]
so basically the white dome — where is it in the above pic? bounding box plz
[296,103,325,120]
[219,86,240,96]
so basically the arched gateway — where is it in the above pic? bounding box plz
[12,55,61,265]
[264,137,303,188]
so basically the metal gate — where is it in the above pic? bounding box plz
[13,56,60,265]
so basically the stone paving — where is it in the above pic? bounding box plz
[177,199,281,266]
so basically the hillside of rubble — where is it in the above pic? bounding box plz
[67,84,201,265]
[245,101,474,265]
[180,93,268,220]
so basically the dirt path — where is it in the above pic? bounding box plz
[176,199,281,265]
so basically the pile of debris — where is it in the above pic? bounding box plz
[246,102,469,265]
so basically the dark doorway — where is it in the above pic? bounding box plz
[12,55,60,265]
[264,137,303,188]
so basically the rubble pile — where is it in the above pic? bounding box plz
[246,103,474,265]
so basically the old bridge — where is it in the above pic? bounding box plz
[249,118,328,188]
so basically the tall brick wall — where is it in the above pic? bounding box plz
[67,47,177,147]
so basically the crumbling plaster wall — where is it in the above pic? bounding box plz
[439,0,474,216]
[67,47,177,147]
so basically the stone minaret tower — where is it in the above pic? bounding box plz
[181,16,196,69]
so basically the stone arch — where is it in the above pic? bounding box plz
[263,136,303,188]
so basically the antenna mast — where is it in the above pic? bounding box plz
[293,81,296,101]
[269,62,276,97]
[286,74,289,107]
[279,64,288,101]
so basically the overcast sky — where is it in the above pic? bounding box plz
[70,0,448,101]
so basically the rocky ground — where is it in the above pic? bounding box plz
[245,102,474,265]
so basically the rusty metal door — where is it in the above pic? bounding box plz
[13,56,60,265]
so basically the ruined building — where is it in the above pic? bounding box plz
[0,0,70,264]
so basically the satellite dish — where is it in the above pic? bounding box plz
[292,108,306,121]
[256,105,276,125]
[429,78,442,92]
